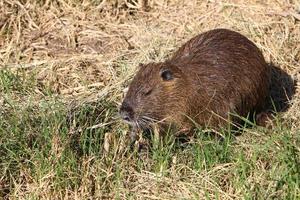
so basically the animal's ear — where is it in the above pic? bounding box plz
[138,63,145,68]
[160,69,173,81]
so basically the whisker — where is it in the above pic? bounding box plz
[135,120,142,131]
[140,119,151,130]
[142,115,159,123]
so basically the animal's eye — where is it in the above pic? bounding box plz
[144,89,153,96]
[160,69,173,81]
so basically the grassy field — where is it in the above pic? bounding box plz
[1,0,300,199]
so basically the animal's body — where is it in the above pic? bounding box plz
[120,29,270,134]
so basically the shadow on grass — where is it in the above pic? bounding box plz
[267,63,296,112]
[255,63,297,126]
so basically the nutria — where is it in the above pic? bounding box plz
[120,28,271,136]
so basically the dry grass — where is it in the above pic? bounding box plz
[1,0,300,199]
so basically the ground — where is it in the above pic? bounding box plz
[0,0,300,199]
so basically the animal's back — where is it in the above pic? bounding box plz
[169,29,270,128]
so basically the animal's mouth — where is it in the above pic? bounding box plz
[121,115,160,131]
[122,118,136,126]
[129,118,148,130]
[119,102,162,130]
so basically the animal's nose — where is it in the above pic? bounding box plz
[119,101,134,122]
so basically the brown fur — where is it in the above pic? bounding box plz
[120,29,271,133]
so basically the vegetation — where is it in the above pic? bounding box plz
[0,0,299,199]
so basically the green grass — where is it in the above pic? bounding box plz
[1,0,300,198]
[0,69,299,199]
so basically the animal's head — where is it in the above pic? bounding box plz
[119,62,188,130]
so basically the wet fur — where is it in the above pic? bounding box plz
[121,29,271,133]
